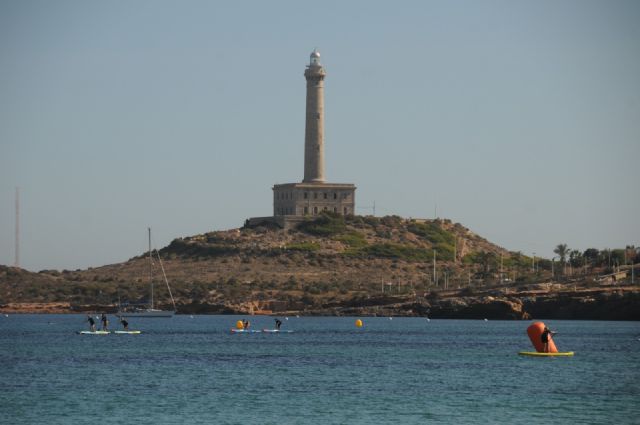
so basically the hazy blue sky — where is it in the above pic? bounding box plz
[1,0,639,271]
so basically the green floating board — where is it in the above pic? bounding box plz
[518,351,574,357]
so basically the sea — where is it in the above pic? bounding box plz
[1,315,639,425]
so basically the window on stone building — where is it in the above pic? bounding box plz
[333,193,337,199]
[313,207,318,215]
[304,206,308,215]
[333,207,337,213]
[344,207,348,215]
[304,192,308,199]
[323,193,327,199]
[314,193,317,199]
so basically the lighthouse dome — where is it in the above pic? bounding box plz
[310,49,321,66]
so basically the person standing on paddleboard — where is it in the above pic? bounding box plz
[87,314,96,332]
[120,317,129,331]
[275,319,282,330]
[541,326,556,352]
[101,313,109,331]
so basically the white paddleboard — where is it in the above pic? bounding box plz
[262,329,293,333]
[78,330,110,335]
[113,330,141,334]
[230,329,262,333]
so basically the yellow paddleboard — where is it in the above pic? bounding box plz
[518,351,574,357]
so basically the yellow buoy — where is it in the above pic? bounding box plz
[355,319,363,328]
[236,320,244,330]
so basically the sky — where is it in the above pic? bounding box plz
[1,0,639,272]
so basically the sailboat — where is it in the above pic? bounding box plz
[118,228,177,318]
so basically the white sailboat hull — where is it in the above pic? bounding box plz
[117,309,175,318]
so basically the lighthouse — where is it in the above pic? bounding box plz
[303,49,326,183]
[247,50,356,230]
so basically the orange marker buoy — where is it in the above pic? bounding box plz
[527,322,558,353]
[355,319,363,328]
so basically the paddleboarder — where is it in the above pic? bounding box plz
[120,317,129,331]
[275,318,282,330]
[243,319,250,330]
[541,326,556,353]
[101,313,109,331]
[87,314,96,332]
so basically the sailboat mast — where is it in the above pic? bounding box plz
[148,227,153,310]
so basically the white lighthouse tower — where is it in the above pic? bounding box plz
[303,49,326,183]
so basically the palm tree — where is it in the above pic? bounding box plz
[554,244,569,264]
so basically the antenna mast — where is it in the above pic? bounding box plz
[15,187,19,268]
[148,227,153,310]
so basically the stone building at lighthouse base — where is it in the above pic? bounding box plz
[247,182,356,230]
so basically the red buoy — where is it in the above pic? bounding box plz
[527,322,558,353]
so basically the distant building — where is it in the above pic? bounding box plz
[248,50,356,229]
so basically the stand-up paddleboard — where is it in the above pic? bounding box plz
[262,329,293,333]
[230,328,262,333]
[78,330,110,335]
[113,330,141,334]
[518,351,574,357]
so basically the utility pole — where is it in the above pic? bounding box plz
[433,249,437,286]
[453,240,457,264]
[14,187,19,268]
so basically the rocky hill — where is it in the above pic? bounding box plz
[1,214,638,319]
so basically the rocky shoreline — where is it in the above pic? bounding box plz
[3,285,638,320]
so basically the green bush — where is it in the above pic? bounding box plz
[362,216,381,227]
[407,221,455,246]
[163,238,239,257]
[349,243,431,261]
[381,215,403,227]
[334,231,368,248]
[297,213,347,236]
[434,243,454,261]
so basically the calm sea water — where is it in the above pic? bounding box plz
[1,315,639,424]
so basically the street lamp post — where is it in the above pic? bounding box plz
[551,257,558,281]
[532,252,536,273]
